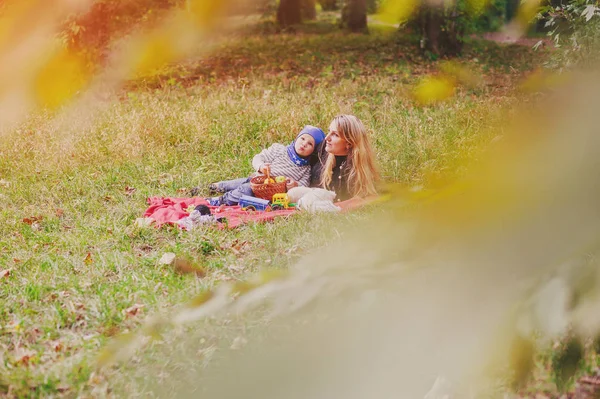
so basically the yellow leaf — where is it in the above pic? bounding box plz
[130,33,177,77]
[96,332,136,367]
[0,0,38,54]
[34,48,90,109]
[439,60,482,88]
[412,75,456,106]
[516,0,543,28]
[518,69,569,93]
[185,0,230,29]
[377,0,419,24]
[185,290,214,309]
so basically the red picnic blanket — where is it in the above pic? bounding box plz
[144,197,297,229]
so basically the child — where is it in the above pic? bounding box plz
[208,125,326,206]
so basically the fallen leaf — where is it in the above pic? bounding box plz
[50,341,63,352]
[173,257,206,277]
[159,252,176,265]
[22,216,43,225]
[83,253,93,265]
[124,303,144,318]
[0,269,11,278]
[44,293,58,302]
[56,384,71,393]
[125,186,136,196]
[14,349,36,366]
[56,208,64,217]
[227,239,250,255]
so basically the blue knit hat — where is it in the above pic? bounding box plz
[296,125,325,147]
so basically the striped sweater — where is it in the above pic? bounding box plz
[251,143,311,187]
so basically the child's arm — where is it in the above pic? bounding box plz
[252,144,280,173]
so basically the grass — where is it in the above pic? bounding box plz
[0,15,549,397]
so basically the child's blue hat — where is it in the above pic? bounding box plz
[297,125,326,146]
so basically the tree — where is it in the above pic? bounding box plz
[63,0,179,62]
[505,0,520,22]
[302,0,317,20]
[417,5,464,57]
[540,0,600,68]
[277,0,303,26]
[341,0,368,32]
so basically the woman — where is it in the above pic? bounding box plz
[310,114,379,202]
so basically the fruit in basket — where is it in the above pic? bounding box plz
[263,178,275,184]
[275,176,286,183]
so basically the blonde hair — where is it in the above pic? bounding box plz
[321,114,379,198]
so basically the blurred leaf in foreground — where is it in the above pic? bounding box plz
[34,47,91,109]
[413,75,456,105]
[377,0,419,24]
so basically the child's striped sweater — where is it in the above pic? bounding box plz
[251,143,310,187]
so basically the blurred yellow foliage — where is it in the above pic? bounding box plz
[519,69,570,93]
[186,0,230,29]
[0,0,38,52]
[439,60,482,88]
[33,48,90,109]
[516,0,543,28]
[130,32,179,77]
[377,0,419,24]
[413,75,456,105]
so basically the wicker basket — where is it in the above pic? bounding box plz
[250,175,287,200]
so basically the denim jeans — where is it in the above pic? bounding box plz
[217,177,253,205]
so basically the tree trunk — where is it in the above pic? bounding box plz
[418,5,463,57]
[302,0,317,20]
[423,8,442,55]
[341,0,367,32]
[505,0,520,22]
[277,0,302,27]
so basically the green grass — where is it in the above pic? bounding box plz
[0,16,547,397]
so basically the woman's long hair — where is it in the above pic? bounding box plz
[321,114,379,198]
